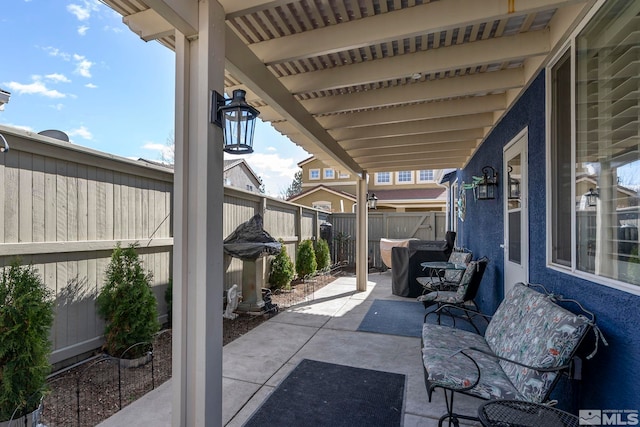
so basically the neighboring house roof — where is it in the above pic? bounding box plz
[288,184,357,202]
[297,156,315,167]
[439,169,457,184]
[0,88,10,108]
[373,188,446,201]
[224,158,262,184]
[576,174,638,198]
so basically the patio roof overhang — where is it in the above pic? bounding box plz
[102,0,594,176]
[96,1,598,426]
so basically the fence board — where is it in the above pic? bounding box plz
[0,130,325,366]
[329,212,446,267]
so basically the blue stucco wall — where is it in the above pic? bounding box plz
[457,71,640,410]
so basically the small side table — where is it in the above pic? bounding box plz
[478,400,579,427]
[419,261,467,285]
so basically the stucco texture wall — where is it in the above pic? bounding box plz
[458,71,640,410]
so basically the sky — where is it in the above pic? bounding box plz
[0,0,310,197]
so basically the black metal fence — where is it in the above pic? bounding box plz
[41,330,172,427]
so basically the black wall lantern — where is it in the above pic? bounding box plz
[211,89,260,154]
[507,165,520,199]
[586,188,599,207]
[367,193,378,209]
[477,166,498,200]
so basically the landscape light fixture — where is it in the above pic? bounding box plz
[367,193,378,209]
[586,188,599,207]
[477,166,498,200]
[507,165,520,199]
[211,89,260,155]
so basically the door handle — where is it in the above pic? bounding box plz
[500,244,505,248]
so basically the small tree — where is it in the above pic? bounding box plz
[296,239,317,278]
[334,232,351,262]
[269,241,294,290]
[315,238,331,270]
[97,244,159,358]
[0,261,54,421]
[281,170,303,199]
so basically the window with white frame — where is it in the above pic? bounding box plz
[418,169,434,182]
[375,172,392,185]
[323,168,335,179]
[396,170,413,184]
[309,168,320,180]
[549,0,640,290]
[339,171,350,179]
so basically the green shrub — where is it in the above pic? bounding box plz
[97,244,159,358]
[0,261,54,421]
[315,238,331,270]
[269,241,294,290]
[296,239,317,278]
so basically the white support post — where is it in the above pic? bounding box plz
[356,173,368,291]
[173,1,225,426]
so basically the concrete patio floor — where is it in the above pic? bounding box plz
[98,272,484,426]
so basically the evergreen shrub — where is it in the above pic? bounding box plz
[296,239,317,278]
[0,261,54,421]
[269,241,294,290]
[96,244,159,359]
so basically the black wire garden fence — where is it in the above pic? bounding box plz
[40,330,172,427]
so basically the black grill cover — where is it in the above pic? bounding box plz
[223,214,282,260]
[391,236,454,297]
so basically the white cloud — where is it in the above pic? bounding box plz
[142,142,174,161]
[225,152,301,196]
[67,4,90,20]
[45,73,71,83]
[43,46,71,61]
[78,25,89,36]
[73,54,93,78]
[67,125,93,140]
[85,83,97,89]
[66,1,100,21]
[50,103,64,111]
[2,77,65,98]
[266,146,277,152]
[103,25,123,33]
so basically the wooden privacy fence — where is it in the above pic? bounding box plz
[328,211,447,268]
[0,127,324,368]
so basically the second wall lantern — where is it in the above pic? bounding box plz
[477,166,498,200]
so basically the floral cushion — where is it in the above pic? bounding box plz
[417,261,478,304]
[417,290,461,304]
[484,283,590,403]
[422,324,523,401]
[444,251,472,282]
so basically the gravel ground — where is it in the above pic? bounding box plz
[41,273,338,426]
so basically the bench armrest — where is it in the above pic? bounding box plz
[464,346,571,373]
[424,304,492,325]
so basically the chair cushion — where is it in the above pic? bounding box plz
[417,290,461,304]
[422,324,524,401]
[446,252,472,282]
[484,283,590,403]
